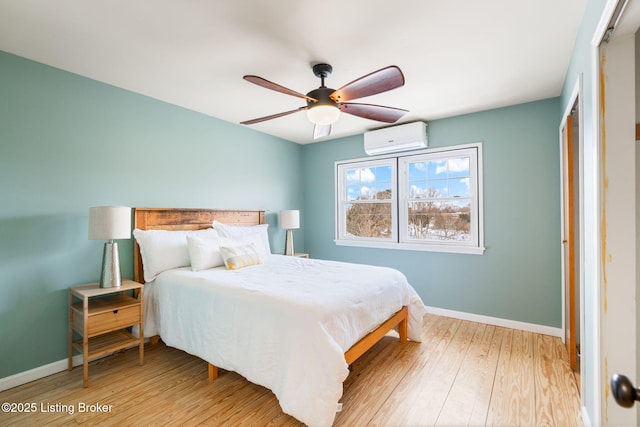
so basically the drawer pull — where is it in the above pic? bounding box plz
[113,310,118,314]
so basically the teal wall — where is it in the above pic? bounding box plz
[1,49,564,383]
[302,98,562,328]
[0,51,303,378]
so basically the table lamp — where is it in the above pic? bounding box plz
[280,210,300,256]
[89,206,131,288]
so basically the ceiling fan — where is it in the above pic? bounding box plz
[240,63,408,139]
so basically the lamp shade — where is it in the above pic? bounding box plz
[89,206,131,240]
[280,210,300,230]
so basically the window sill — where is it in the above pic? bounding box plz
[335,239,485,255]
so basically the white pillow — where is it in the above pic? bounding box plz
[220,243,263,270]
[133,228,216,282]
[188,233,266,271]
[212,221,271,256]
[187,231,224,271]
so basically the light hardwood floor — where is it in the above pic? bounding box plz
[0,314,582,426]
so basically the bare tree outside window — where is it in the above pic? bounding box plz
[336,144,483,254]
[405,156,471,242]
[346,202,392,238]
[344,166,394,239]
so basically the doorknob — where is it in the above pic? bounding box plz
[611,374,640,408]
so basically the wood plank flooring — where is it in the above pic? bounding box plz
[0,314,582,426]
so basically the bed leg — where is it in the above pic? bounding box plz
[398,306,408,343]
[149,335,160,345]
[208,363,218,380]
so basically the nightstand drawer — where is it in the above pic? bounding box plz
[87,305,140,335]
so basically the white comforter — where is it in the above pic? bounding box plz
[144,255,426,427]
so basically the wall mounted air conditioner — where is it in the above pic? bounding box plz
[364,121,428,155]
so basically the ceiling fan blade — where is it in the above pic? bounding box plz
[313,124,332,139]
[243,75,318,102]
[339,102,408,123]
[240,106,308,125]
[330,66,405,102]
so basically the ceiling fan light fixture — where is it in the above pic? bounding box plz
[306,104,340,125]
[241,64,407,139]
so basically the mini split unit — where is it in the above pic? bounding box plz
[364,121,428,155]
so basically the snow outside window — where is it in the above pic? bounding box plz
[335,143,484,255]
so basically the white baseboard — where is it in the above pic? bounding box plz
[424,306,564,338]
[0,354,84,393]
[1,311,561,393]
[0,337,150,393]
[581,406,591,427]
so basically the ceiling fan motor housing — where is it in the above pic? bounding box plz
[306,87,337,108]
[308,63,337,109]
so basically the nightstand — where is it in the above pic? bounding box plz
[68,280,144,387]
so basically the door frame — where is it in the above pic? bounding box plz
[559,75,584,385]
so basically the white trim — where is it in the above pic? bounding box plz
[558,104,568,346]
[587,37,602,427]
[398,147,480,248]
[2,307,563,394]
[336,157,398,243]
[335,239,485,254]
[335,142,485,254]
[424,305,563,338]
[593,0,625,45]
[586,0,620,422]
[559,74,586,411]
[0,340,148,392]
[581,406,592,427]
[0,354,84,392]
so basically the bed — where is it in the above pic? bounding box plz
[132,208,426,427]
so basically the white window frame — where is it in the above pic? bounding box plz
[335,142,485,255]
[336,158,398,243]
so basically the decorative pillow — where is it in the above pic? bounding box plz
[220,243,263,270]
[213,221,271,256]
[186,231,226,271]
[133,228,216,282]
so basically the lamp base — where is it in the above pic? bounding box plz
[100,241,122,288]
[284,229,295,256]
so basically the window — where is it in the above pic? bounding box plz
[336,159,397,242]
[335,143,484,254]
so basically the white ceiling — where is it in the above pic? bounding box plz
[0,0,585,144]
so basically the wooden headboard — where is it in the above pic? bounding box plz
[133,208,266,283]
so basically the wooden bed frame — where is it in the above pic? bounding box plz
[132,207,408,380]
